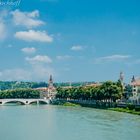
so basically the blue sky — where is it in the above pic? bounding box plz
[0,0,140,82]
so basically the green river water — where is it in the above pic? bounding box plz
[0,105,140,140]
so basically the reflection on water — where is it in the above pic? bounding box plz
[0,105,140,140]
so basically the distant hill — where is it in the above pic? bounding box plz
[0,81,48,90]
[0,81,96,90]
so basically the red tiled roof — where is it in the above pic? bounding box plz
[85,83,101,87]
[131,78,140,86]
[34,87,48,91]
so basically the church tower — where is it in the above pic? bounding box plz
[120,71,124,84]
[48,75,53,89]
[119,71,125,88]
[119,72,125,100]
[47,75,56,99]
[131,75,135,83]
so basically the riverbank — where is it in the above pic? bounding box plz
[62,102,81,107]
[54,100,140,115]
[108,108,140,115]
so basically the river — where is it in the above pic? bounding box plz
[0,105,140,140]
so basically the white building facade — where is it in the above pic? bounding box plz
[129,76,140,104]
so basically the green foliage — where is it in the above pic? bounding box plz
[0,81,95,90]
[56,81,122,102]
[127,103,135,110]
[0,88,40,99]
[135,107,140,111]
[63,102,81,107]
[109,108,140,115]
[0,81,48,90]
[124,84,133,99]
[54,81,96,87]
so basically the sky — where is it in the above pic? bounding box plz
[0,0,140,83]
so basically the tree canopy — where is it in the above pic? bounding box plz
[0,88,40,99]
[56,81,122,102]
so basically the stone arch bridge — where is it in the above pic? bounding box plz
[0,99,50,105]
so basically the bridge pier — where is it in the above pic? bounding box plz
[25,101,29,105]
[0,101,4,105]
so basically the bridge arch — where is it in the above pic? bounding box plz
[38,100,48,104]
[28,100,48,105]
[0,99,50,105]
[28,100,38,105]
[3,100,26,105]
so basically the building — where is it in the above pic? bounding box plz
[35,75,57,99]
[129,76,140,104]
[34,87,48,99]
[120,72,124,82]
[85,83,101,88]
[47,75,57,99]
[119,71,125,89]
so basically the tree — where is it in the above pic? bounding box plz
[56,81,122,103]
[0,89,40,99]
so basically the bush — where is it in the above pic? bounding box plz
[127,104,135,110]
[135,107,140,111]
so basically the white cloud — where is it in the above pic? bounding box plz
[0,10,10,40]
[0,66,55,81]
[0,68,31,81]
[7,44,13,48]
[71,45,84,51]
[11,9,45,28]
[128,59,140,65]
[134,59,140,64]
[15,30,53,42]
[94,54,131,64]
[31,64,55,81]
[101,55,131,60]
[21,47,36,54]
[56,55,72,60]
[63,67,70,71]
[26,55,52,64]
[0,10,8,19]
[0,20,6,40]
[0,55,54,81]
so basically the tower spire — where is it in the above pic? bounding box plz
[120,71,124,82]
[47,74,56,99]
[131,75,135,83]
[48,74,53,89]
[49,75,53,84]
